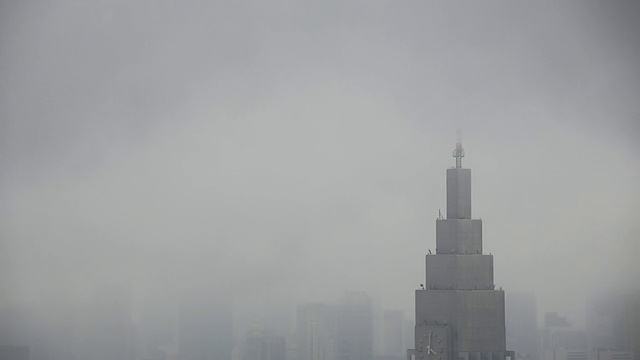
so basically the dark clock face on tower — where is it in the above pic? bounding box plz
[415,325,448,360]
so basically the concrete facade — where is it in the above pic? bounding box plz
[425,255,494,290]
[446,168,471,220]
[416,290,506,352]
[413,145,513,360]
[436,219,482,254]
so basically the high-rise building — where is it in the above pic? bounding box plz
[541,312,589,360]
[586,292,639,360]
[242,328,286,360]
[587,294,624,351]
[296,293,373,360]
[0,305,34,355]
[336,292,373,360]
[506,291,539,360]
[296,302,338,360]
[412,140,514,360]
[177,290,233,360]
[622,293,640,360]
[86,284,135,360]
[537,305,635,360]
[136,292,179,360]
[381,309,404,357]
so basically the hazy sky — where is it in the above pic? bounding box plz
[1,0,639,328]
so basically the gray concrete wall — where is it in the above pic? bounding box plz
[436,219,482,254]
[446,168,471,220]
[416,290,506,353]
[425,255,494,290]
[415,290,457,325]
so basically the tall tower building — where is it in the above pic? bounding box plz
[413,140,514,360]
[296,302,338,360]
[242,327,286,360]
[178,290,233,360]
[337,292,373,360]
[296,293,373,360]
[506,291,538,360]
[381,309,405,357]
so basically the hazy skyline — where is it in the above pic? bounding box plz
[1,1,639,329]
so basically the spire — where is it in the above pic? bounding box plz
[452,129,465,168]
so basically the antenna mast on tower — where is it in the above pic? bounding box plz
[453,129,465,168]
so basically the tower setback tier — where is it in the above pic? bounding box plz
[436,219,482,255]
[446,168,471,220]
[425,254,494,290]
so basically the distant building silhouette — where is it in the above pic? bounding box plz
[296,292,373,360]
[136,291,179,360]
[178,290,233,360]
[506,291,539,360]
[586,292,639,360]
[380,309,404,357]
[296,302,338,360]
[85,283,135,360]
[242,327,286,360]
[337,292,373,360]
[0,305,33,356]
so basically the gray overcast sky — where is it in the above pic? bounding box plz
[1,0,639,327]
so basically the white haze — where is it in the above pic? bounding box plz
[1,0,639,330]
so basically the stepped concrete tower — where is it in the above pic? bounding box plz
[411,140,514,360]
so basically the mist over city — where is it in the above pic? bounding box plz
[1,1,639,360]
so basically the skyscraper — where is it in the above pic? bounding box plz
[540,312,587,360]
[586,291,640,358]
[506,291,539,360]
[242,327,286,360]
[336,292,373,360]
[177,290,233,360]
[296,302,338,360]
[296,292,373,360]
[412,140,514,360]
[380,309,405,357]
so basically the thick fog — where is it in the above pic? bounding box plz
[1,0,639,350]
